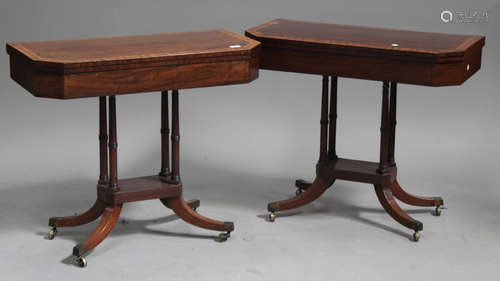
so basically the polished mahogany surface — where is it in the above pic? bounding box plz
[246,19,483,59]
[7,30,260,98]
[97,176,182,205]
[7,30,259,70]
[246,19,484,86]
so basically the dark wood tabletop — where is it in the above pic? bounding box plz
[246,19,485,86]
[7,30,260,99]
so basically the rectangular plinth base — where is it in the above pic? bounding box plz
[322,158,397,186]
[97,175,181,205]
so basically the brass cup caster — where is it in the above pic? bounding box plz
[47,227,57,240]
[295,188,303,196]
[412,231,420,242]
[268,212,276,222]
[434,205,442,216]
[216,231,231,242]
[75,256,87,268]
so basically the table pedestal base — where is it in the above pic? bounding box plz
[267,77,444,241]
[47,91,233,267]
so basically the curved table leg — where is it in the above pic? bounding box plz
[72,204,122,266]
[294,179,312,194]
[162,198,200,212]
[160,196,234,241]
[47,199,106,240]
[390,180,444,215]
[374,184,423,241]
[267,177,333,221]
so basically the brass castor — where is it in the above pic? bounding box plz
[268,212,276,222]
[434,205,442,216]
[295,188,303,196]
[216,231,231,242]
[47,227,57,240]
[75,256,87,268]
[412,231,420,242]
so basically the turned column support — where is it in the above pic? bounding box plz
[328,76,338,160]
[159,91,170,177]
[108,96,118,189]
[98,97,108,185]
[171,90,180,182]
[319,75,329,162]
[388,82,397,166]
[377,81,390,173]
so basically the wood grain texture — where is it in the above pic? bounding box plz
[7,30,259,70]
[73,204,122,257]
[245,19,484,86]
[246,18,483,60]
[162,195,234,232]
[322,158,396,186]
[267,177,333,212]
[97,176,182,205]
[374,184,423,231]
[390,180,443,207]
[7,30,260,99]
[48,199,106,228]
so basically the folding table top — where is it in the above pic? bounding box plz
[7,30,261,99]
[246,19,485,86]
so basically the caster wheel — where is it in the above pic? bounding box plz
[268,212,276,222]
[434,206,442,216]
[48,227,57,240]
[216,232,230,242]
[412,231,420,242]
[295,188,303,196]
[75,256,87,268]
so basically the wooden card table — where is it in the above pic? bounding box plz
[246,19,485,241]
[6,30,260,267]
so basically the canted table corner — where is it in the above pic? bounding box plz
[246,19,485,241]
[6,29,260,267]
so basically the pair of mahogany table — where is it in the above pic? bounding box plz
[6,19,485,267]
